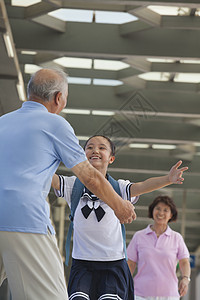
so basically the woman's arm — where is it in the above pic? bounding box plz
[178,258,191,297]
[51,174,60,190]
[127,259,137,276]
[130,160,188,197]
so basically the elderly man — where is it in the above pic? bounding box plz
[0,68,136,300]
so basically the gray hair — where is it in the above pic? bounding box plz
[27,68,68,102]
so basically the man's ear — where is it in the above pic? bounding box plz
[109,156,115,164]
[54,91,62,105]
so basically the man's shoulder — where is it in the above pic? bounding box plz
[44,112,72,128]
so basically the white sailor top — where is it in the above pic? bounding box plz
[54,175,139,261]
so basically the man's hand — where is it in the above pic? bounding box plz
[168,160,188,184]
[114,200,137,224]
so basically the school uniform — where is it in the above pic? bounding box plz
[55,175,139,300]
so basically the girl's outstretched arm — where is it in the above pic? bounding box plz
[130,160,188,197]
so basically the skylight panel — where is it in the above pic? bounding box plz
[77,136,90,140]
[54,57,129,71]
[180,59,200,64]
[17,73,26,101]
[92,110,115,116]
[95,11,137,24]
[24,64,41,74]
[194,142,200,147]
[148,6,190,16]
[93,79,122,86]
[174,73,200,83]
[53,57,92,69]
[152,144,176,150]
[139,72,170,81]
[21,51,37,55]
[129,143,149,149]
[12,0,41,7]
[94,59,129,71]
[49,9,137,24]
[3,33,14,58]
[147,58,175,63]
[49,9,93,23]
[62,108,90,115]
[68,77,91,85]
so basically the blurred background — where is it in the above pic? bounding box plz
[0,0,200,299]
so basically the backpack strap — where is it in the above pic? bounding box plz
[65,178,84,265]
[107,174,127,261]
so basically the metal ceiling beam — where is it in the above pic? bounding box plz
[62,114,200,142]
[19,83,198,115]
[121,16,200,34]
[146,81,200,93]
[118,67,144,79]
[162,15,200,30]
[45,0,200,9]
[119,20,152,35]
[123,57,151,72]
[32,15,66,32]
[8,19,200,59]
[6,1,66,32]
[122,76,146,88]
[151,62,200,73]
[61,1,138,11]
[0,3,6,32]
[128,7,161,26]
[25,1,61,19]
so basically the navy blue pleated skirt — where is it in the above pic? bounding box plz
[68,258,134,300]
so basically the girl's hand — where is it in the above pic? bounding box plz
[168,160,188,184]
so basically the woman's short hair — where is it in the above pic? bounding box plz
[83,135,116,156]
[148,195,178,222]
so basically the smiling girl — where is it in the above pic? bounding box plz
[52,135,188,300]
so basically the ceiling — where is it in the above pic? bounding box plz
[1,0,200,265]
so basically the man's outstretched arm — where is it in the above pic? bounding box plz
[71,160,136,224]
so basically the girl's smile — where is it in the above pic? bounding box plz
[85,136,115,176]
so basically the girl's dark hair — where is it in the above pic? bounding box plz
[83,135,116,156]
[148,195,178,222]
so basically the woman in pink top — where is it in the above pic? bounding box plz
[127,195,191,300]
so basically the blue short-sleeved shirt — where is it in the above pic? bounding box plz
[0,101,87,234]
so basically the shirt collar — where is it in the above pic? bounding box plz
[145,224,171,236]
[22,101,48,112]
